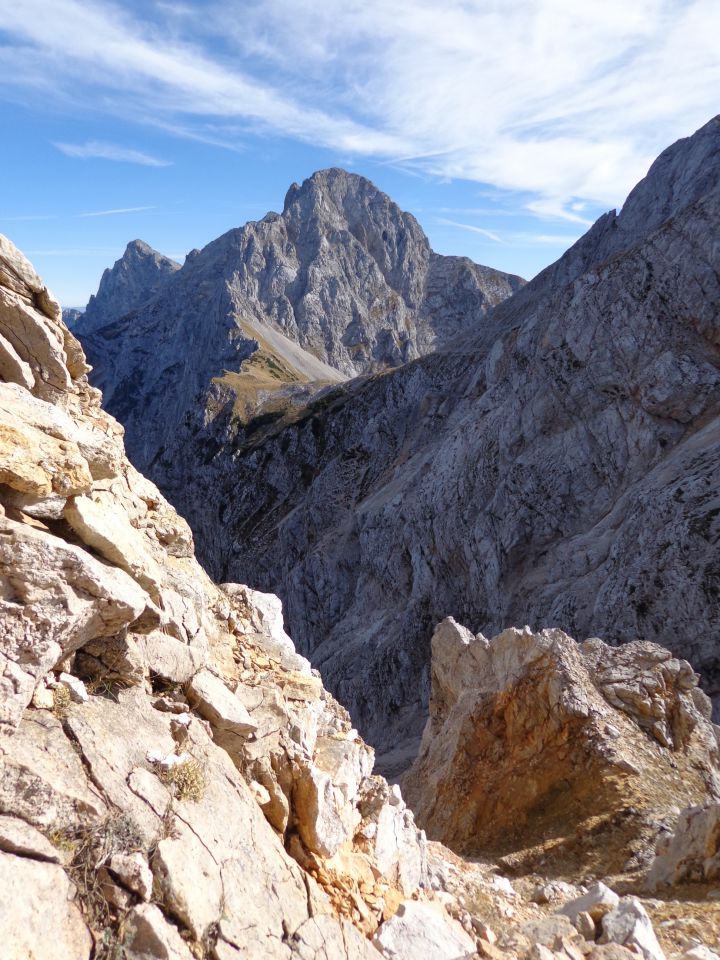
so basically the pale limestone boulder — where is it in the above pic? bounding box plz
[0,232,59,314]
[186,668,257,749]
[153,818,223,939]
[121,903,194,960]
[558,881,620,924]
[683,948,720,960]
[0,852,92,959]
[109,851,153,900]
[0,712,107,828]
[0,233,88,386]
[63,690,175,844]
[0,813,62,862]
[0,285,74,399]
[0,329,34,389]
[576,912,598,940]
[136,631,206,684]
[291,914,382,959]
[0,511,148,734]
[600,898,666,960]
[358,778,427,894]
[65,491,163,593]
[294,763,354,858]
[58,671,89,703]
[646,803,720,888]
[516,915,580,949]
[0,379,122,492]
[586,947,638,960]
[372,900,476,960]
[294,734,373,857]
[0,382,93,496]
[127,767,172,818]
[220,582,312,673]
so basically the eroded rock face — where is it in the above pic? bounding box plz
[78,168,522,487]
[174,117,720,766]
[646,803,720,889]
[0,234,429,957]
[402,619,720,870]
[77,239,180,336]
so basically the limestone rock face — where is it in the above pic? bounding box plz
[371,900,476,959]
[77,239,180,336]
[170,117,720,765]
[646,803,720,888]
[599,898,666,960]
[0,853,93,960]
[78,169,522,477]
[0,234,431,957]
[402,620,720,870]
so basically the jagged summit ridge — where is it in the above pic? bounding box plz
[77,167,523,476]
[77,239,181,336]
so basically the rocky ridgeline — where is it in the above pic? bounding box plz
[0,235,439,959]
[76,239,181,336]
[176,118,720,767]
[78,168,522,476]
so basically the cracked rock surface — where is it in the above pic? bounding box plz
[0,233,431,959]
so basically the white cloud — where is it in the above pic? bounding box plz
[75,205,156,218]
[1,0,719,217]
[54,141,171,166]
[437,218,504,243]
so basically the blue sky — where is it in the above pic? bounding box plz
[0,0,718,307]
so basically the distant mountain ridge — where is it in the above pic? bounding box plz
[78,168,524,473]
[76,238,181,336]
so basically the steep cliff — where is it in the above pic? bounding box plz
[77,239,181,336]
[160,118,720,772]
[79,168,523,472]
[0,234,436,959]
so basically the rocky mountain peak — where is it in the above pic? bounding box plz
[284,167,395,211]
[77,238,181,336]
[618,114,720,234]
[282,168,428,270]
[76,169,523,477]
[515,115,720,314]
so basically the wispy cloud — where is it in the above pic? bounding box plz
[436,220,582,248]
[75,205,156,218]
[1,0,718,216]
[54,140,172,166]
[436,218,504,243]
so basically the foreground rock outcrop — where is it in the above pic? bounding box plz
[403,619,720,876]
[0,234,435,958]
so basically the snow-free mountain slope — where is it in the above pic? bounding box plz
[78,168,523,475]
[77,239,181,336]
[171,118,720,771]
